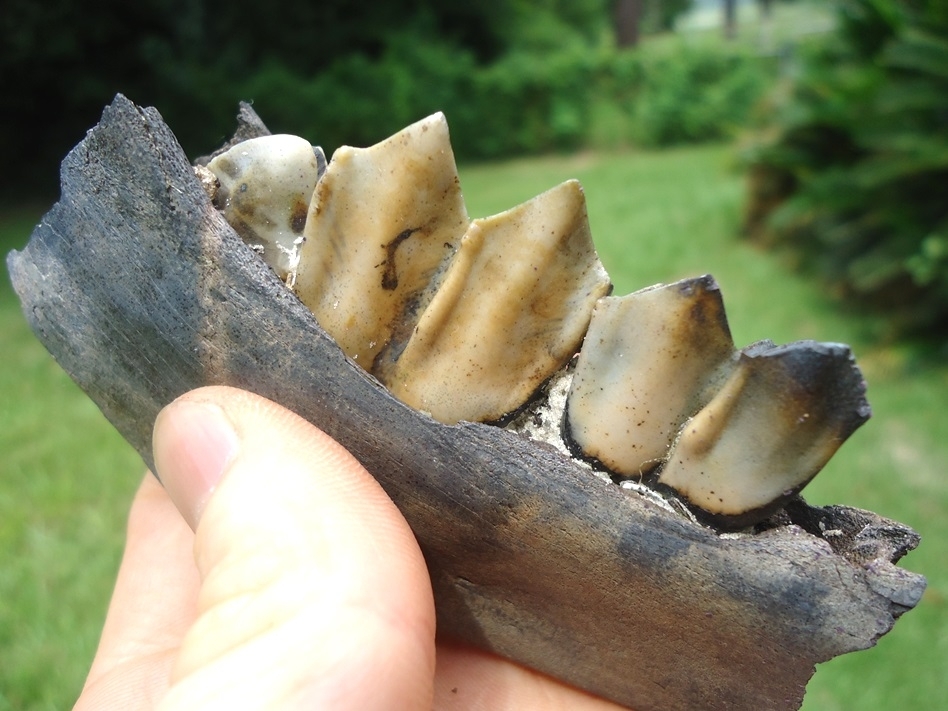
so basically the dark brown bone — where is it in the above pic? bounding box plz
[6,96,925,711]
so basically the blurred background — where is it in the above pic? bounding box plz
[1,0,946,708]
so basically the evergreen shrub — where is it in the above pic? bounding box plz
[238,37,772,162]
[743,0,948,339]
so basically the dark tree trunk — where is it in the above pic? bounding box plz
[723,0,738,39]
[614,0,643,47]
[758,0,775,50]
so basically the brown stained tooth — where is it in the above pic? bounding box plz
[564,275,735,476]
[293,113,469,368]
[385,179,611,425]
[657,340,871,529]
[206,135,325,280]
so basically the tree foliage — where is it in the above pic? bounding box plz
[1,0,521,196]
[2,0,705,198]
[744,0,948,339]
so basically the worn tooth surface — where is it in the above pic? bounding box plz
[206,134,324,279]
[293,113,469,368]
[384,179,611,425]
[564,275,735,476]
[657,340,871,528]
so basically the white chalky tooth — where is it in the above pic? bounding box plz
[206,134,323,280]
[563,275,736,476]
[293,113,469,368]
[657,340,871,528]
[385,179,611,425]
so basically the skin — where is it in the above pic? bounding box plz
[73,386,629,710]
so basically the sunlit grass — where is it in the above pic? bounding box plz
[1,143,944,709]
[0,207,143,710]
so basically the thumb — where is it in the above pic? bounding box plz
[152,386,436,711]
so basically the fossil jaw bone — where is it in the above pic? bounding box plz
[6,96,926,711]
[205,112,872,529]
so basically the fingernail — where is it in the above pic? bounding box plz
[153,398,240,529]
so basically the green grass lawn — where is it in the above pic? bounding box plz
[2,144,945,710]
[0,207,143,710]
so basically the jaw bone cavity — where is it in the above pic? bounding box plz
[204,112,872,529]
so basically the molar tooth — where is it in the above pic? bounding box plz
[293,113,469,368]
[385,179,611,425]
[564,275,736,476]
[206,134,324,280]
[657,340,871,528]
[203,112,874,529]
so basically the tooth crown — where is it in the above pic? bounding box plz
[294,113,469,367]
[209,112,872,529]
[388,179,611,424]
[565,275,735,476]
[658,341,870,527]
[207,134,323,279]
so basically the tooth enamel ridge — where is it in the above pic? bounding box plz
[209,112,872,529]
[294,113,470,370]
[386,179,611,425]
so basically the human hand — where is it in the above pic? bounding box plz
[74,386,628,710]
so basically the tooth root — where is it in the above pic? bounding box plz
[206,135,325,279]
[657,341,871,528]
[386,180,611,425]
[564,275,736,476]
[293,113,469,367]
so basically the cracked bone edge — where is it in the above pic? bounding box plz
[563,275,736,476]
[657,340,871,528]
[206,134,324,280]
[293,112,470,368]
[385,179,611,425]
